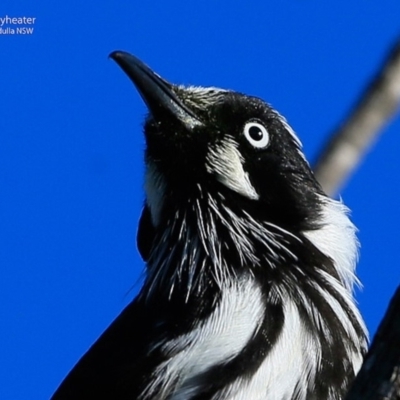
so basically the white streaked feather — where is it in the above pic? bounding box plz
[144,187,303,301]
[303,195,360,293]
[302,195,368,374]
[224,300,321,400]
[141,276,265,400]
[315,270,367,374]
[141,190,366,399]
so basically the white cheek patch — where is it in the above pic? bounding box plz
[206,137,259,200]
[144,160,166,226]
[145,135,259,225]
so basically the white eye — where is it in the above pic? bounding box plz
[243,122,269,148]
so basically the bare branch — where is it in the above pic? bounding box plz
[314,38,400,196]
[345,286,400,400]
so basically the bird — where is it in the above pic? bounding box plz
[52,51,368,400]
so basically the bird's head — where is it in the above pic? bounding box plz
[110,51,324,236]
[110,52,361,346]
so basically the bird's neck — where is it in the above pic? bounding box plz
[142,191,292,299]
[138,191,368,399]
[142,191,360,308]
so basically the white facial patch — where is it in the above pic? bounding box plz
[206,136,259,200]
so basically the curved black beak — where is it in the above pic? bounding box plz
[110,51,202,129]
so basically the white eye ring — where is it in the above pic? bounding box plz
[243,122,269,148]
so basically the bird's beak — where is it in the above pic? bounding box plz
[110,51,202,130]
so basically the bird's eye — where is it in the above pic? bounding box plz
[243,122,269,148]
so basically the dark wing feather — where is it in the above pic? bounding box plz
[51,298,154,399]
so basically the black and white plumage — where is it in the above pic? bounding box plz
[52,51,368,400]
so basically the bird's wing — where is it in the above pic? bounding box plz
[51,297,155,399]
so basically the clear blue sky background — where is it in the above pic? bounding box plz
[1,1,400,399]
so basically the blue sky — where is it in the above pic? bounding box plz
[1,1,400,399]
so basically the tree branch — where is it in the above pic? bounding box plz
[345,286,400,399]
[314,37,400,196]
